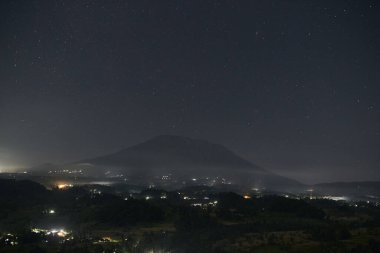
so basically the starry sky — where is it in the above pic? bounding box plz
[0,0,379,183]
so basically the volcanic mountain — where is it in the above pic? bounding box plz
[75,135,303,191]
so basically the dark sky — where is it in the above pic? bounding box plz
[1,0,379,183]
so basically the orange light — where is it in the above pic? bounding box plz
[57,183,73,189]
[243,195,251,199]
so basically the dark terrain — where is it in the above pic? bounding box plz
[0,178,379,253]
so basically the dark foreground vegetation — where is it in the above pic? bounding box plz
[0,179,379,253]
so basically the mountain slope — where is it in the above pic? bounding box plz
[84,135,261,173]
[76,135,303,190]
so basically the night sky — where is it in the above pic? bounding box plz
[1,0,379,183]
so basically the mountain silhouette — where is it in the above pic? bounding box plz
[77,135,303,191]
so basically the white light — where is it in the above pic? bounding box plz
[49,209,55,214]
[322,196,348,201]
